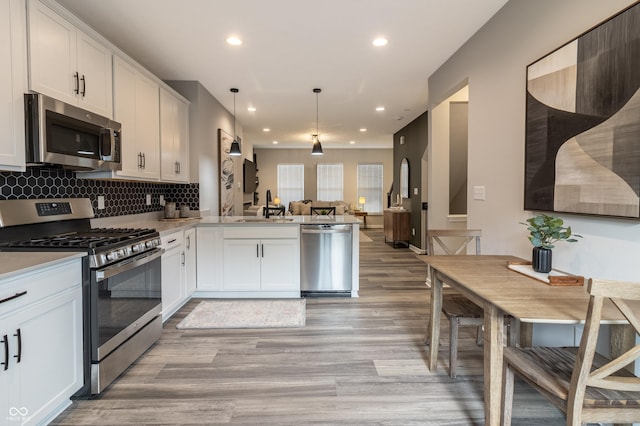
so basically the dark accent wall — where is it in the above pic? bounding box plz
[393,110,428,248]
[0,168,198,218]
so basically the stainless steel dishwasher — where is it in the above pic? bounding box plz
[300,224,352,296]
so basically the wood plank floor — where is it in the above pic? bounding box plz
[52,229,565,425]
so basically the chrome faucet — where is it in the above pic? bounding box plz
[265,190,272,218]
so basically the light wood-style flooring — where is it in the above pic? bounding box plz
[52,229,564,425]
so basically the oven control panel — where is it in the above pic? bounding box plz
[36,202,72,216]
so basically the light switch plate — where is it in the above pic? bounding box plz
[159,195,165,206]
[473,186,486,200]
[413,187,418,195]
[146,194,152,205]
[97,196,105,210]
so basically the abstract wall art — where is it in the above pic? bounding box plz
[524,2,640,219]
[219,128,236,216]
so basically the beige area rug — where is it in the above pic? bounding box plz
[176,299,306,329]
[359,231,373,242]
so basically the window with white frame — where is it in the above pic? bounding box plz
[357,163,383,213]
[277,164,304,208]
[316,163,344,201]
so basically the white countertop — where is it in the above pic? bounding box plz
[0,252,85,281]
[92,213,361,236]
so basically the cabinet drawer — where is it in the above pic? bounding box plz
[161,230,184,250]
[0,260,81,314]
[223,225,299,239]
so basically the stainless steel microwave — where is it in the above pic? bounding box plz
[25,93,122,171]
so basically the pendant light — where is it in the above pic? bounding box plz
[229,88,241,156]
[311,88,324,155]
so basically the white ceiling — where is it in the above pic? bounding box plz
[57,0,508,150]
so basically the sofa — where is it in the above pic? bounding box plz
[287,200,350,215]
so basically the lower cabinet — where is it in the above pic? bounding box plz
[196,225,300,297]
[184,228,197,297]
[160,230,186,321]
[221,225,300,296]
[0,257,83,425]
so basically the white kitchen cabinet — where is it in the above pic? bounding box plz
[113,55,160,181]
[195,227,223,292]
[160,87,190,183]
[27,0,113,117]
[160,230,186,321]
[184,228,197,297]
[221,226,300,295]
[0,0,26,172]
[0,257,83,426]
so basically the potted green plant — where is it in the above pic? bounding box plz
[521,214,582,273]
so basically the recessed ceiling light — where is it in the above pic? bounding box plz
[360,128,367,132]
[376,106,385,111]
[226,36,242,45]
[248,107,256,112]
[263,128,271,132]
[372,37,388,47]
[272,141,278,144]
[349,141,356,144]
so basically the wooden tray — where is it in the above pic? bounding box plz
[506,261,584,286]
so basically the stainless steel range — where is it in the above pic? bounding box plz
[0,198,163,396]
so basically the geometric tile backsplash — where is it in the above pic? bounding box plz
[0,168,199,218]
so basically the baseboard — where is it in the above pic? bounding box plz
[409,244,425,254]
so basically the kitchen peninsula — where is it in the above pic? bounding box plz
[196,215,360,299]
[91,213,361,319]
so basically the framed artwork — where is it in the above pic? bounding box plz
[524,2,640,219]
[218,129,237,216]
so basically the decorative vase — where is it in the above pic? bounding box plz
[532,247,552,273]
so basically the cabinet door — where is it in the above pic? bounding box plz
[261,239,300,291]
[76,29,112,117]
[15,286,83,426]
[222,239,261,291]
[161,245,184,322]
[0,0,26,172]
[113,56,160,181]
[196,227,223,291]
[28,0,77,105]
[184,228,197,296]
[160,88,189,182]
[135,72,160,180]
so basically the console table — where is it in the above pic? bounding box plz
[383,209,410,247]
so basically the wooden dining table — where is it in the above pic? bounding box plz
[420,255,638,426]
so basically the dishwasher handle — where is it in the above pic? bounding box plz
[301,225,351,234]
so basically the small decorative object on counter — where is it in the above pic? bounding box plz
[521,214,582,273]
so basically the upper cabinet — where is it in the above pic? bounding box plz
[27,0,113,117]
[113,55,160,181]
[160,87,190,183]
[0,0,26,172]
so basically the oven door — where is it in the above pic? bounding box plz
[90,248,163,361]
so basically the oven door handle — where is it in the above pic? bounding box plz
[94,248,165,282]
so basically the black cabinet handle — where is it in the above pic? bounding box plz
[261,244,264,258]
[73,72,79,94]
[137,152,142,168]
[142,153,146,169]
[81,74,86,97]
[1,334,7,371]
[0,290,27,304]
[13,329,21,363]
[256,244,259,258]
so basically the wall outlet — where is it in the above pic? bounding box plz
[413,187,418,195]
[146,194,152,205]
[412,228,416,236]
[97,195,105,210]
[159,195,165,206]
[473,185,486,201]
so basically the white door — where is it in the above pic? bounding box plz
[113,56,141,178]
[184,228,197,296]
[161,246,184,321]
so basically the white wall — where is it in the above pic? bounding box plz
[428,0,640,281]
